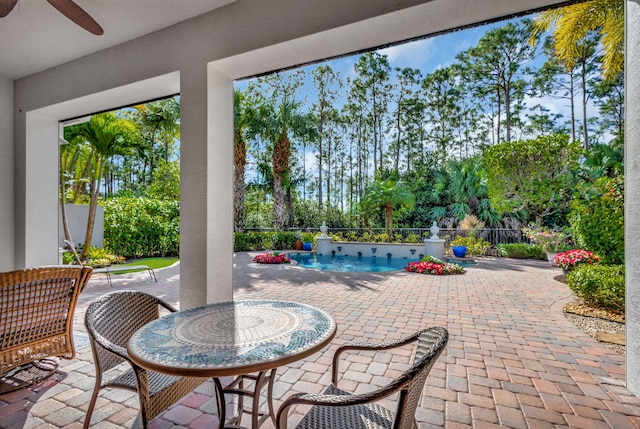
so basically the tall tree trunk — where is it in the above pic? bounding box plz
[385,204,393,240]
[496,89,502,144]
[317,119,324,209]
[81,161,103,259]
[326,134,332,208]
[233,134,247,232]
[285,186,293,228]
[60,161,72,245]
[394,111,401,174]
[272,135,290,231]
[72,155,93,203]
[504,80,512,143]
[569,73,576,142]
[581,62,589,150]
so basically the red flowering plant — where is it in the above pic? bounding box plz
[406,257,465,275]
[553,249,599,271]
[253,251,291,264]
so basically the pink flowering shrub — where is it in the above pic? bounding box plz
[253,252,291,264]
[553,249,599,270]
[522,226,568,252]
[406,261,464,275]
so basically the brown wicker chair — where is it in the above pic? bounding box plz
[276,326,448,429]
[0,265,92,381]
[83,290,205,429]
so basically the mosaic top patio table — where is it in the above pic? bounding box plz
[127,299,336,428]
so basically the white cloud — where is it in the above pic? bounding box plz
[378,38,435,70]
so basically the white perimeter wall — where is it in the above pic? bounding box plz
[59,205,104,249]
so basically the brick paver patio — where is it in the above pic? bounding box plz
[1,253,639,428]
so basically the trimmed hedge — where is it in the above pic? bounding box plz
[566,264,625,313]
[496,243,546,260]
[104,197,180,258]
[234,231,299,251]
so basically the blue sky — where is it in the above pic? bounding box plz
[233,12,604,186]
[233,14,580,124]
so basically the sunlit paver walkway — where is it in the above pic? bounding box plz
[2,253,639,428]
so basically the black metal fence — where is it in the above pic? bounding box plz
[244,227,526,247]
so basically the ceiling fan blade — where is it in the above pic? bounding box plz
[46,0,103,35]
[0,0,18,18]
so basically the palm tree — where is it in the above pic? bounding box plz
[234,89,250,232]
[65,113,138,259]
[431,157,502,227]
[253,98,317,230]
[531,0,624,81]
[133,97,180,185]
[361,177,415,240]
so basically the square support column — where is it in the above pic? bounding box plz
[179,63,234,309]
[626,0,640,396]
[14,111,60,268]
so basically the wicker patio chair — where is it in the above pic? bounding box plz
[276,326,448,429]
[0,265,92,390]
[83,290,205,429]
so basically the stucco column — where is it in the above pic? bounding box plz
[0,77,14,272]
[626,0,640,396]
[14,110,59,268]
[179,63,234,309]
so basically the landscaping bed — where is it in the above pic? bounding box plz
[556,274,625,355]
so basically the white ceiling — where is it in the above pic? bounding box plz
[0,0,236,80]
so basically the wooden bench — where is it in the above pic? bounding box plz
[92,265,157,288]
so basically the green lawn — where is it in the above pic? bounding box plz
[117,257,179,271]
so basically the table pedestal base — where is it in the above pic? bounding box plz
[214,369,277,429]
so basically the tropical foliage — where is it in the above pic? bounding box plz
[360,177,415,239]
[569,176,624,264]
[531,0,624,81]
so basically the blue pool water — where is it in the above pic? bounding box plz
[288,253,417,272]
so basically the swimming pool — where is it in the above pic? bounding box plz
[288,253,417,273]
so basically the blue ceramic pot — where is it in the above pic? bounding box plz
[452,245,467,258]
[302,242,313,251]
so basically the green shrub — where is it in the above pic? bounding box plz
[301,232,316,243]
[405,233,421,243]
[104,197,180,258]
[496,243,546,260]
[421,255,444,264]
[233,231,299,251]
[450,236,491,256]
[566,264,625,313]
[86,246,123,267]
[569,176,624,264]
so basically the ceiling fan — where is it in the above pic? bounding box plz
[0,0,103,35]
